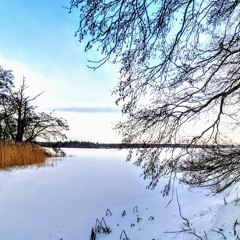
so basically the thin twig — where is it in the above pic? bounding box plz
[212,229,227,239]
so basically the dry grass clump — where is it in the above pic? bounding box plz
[0,141,52,170]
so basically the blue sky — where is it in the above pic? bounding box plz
[0,0,122,143]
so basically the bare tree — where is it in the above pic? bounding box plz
[0,65,15,139]
[2,78,69,142]
[68,0,240,193]
[22,111,69,142]
[0,65,14,94]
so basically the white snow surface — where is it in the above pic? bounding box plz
[0,148,239,240]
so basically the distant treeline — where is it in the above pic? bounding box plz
[38,141,129,149]
[38,141,235,149]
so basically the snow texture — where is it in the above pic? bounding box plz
[0,148,239,240]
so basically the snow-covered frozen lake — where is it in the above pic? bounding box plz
[0,148,239,239]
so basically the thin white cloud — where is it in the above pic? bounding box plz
[55,106,120,114]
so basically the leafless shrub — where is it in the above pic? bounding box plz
[94,217,111,234]
[120,230,130,240]
[106,209,112,216]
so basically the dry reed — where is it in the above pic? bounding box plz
[0,141,52,170]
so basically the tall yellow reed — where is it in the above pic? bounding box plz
[0,141,52,170]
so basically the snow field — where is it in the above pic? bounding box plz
[0,148,239,239]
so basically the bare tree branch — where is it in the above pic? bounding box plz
[68,0,240,193]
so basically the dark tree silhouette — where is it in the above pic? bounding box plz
[0,65,15,139]
[1,77,69,142]
[0,65,14,94]
[68,0,240,194]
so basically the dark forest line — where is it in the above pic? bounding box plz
[38,140,235,149]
